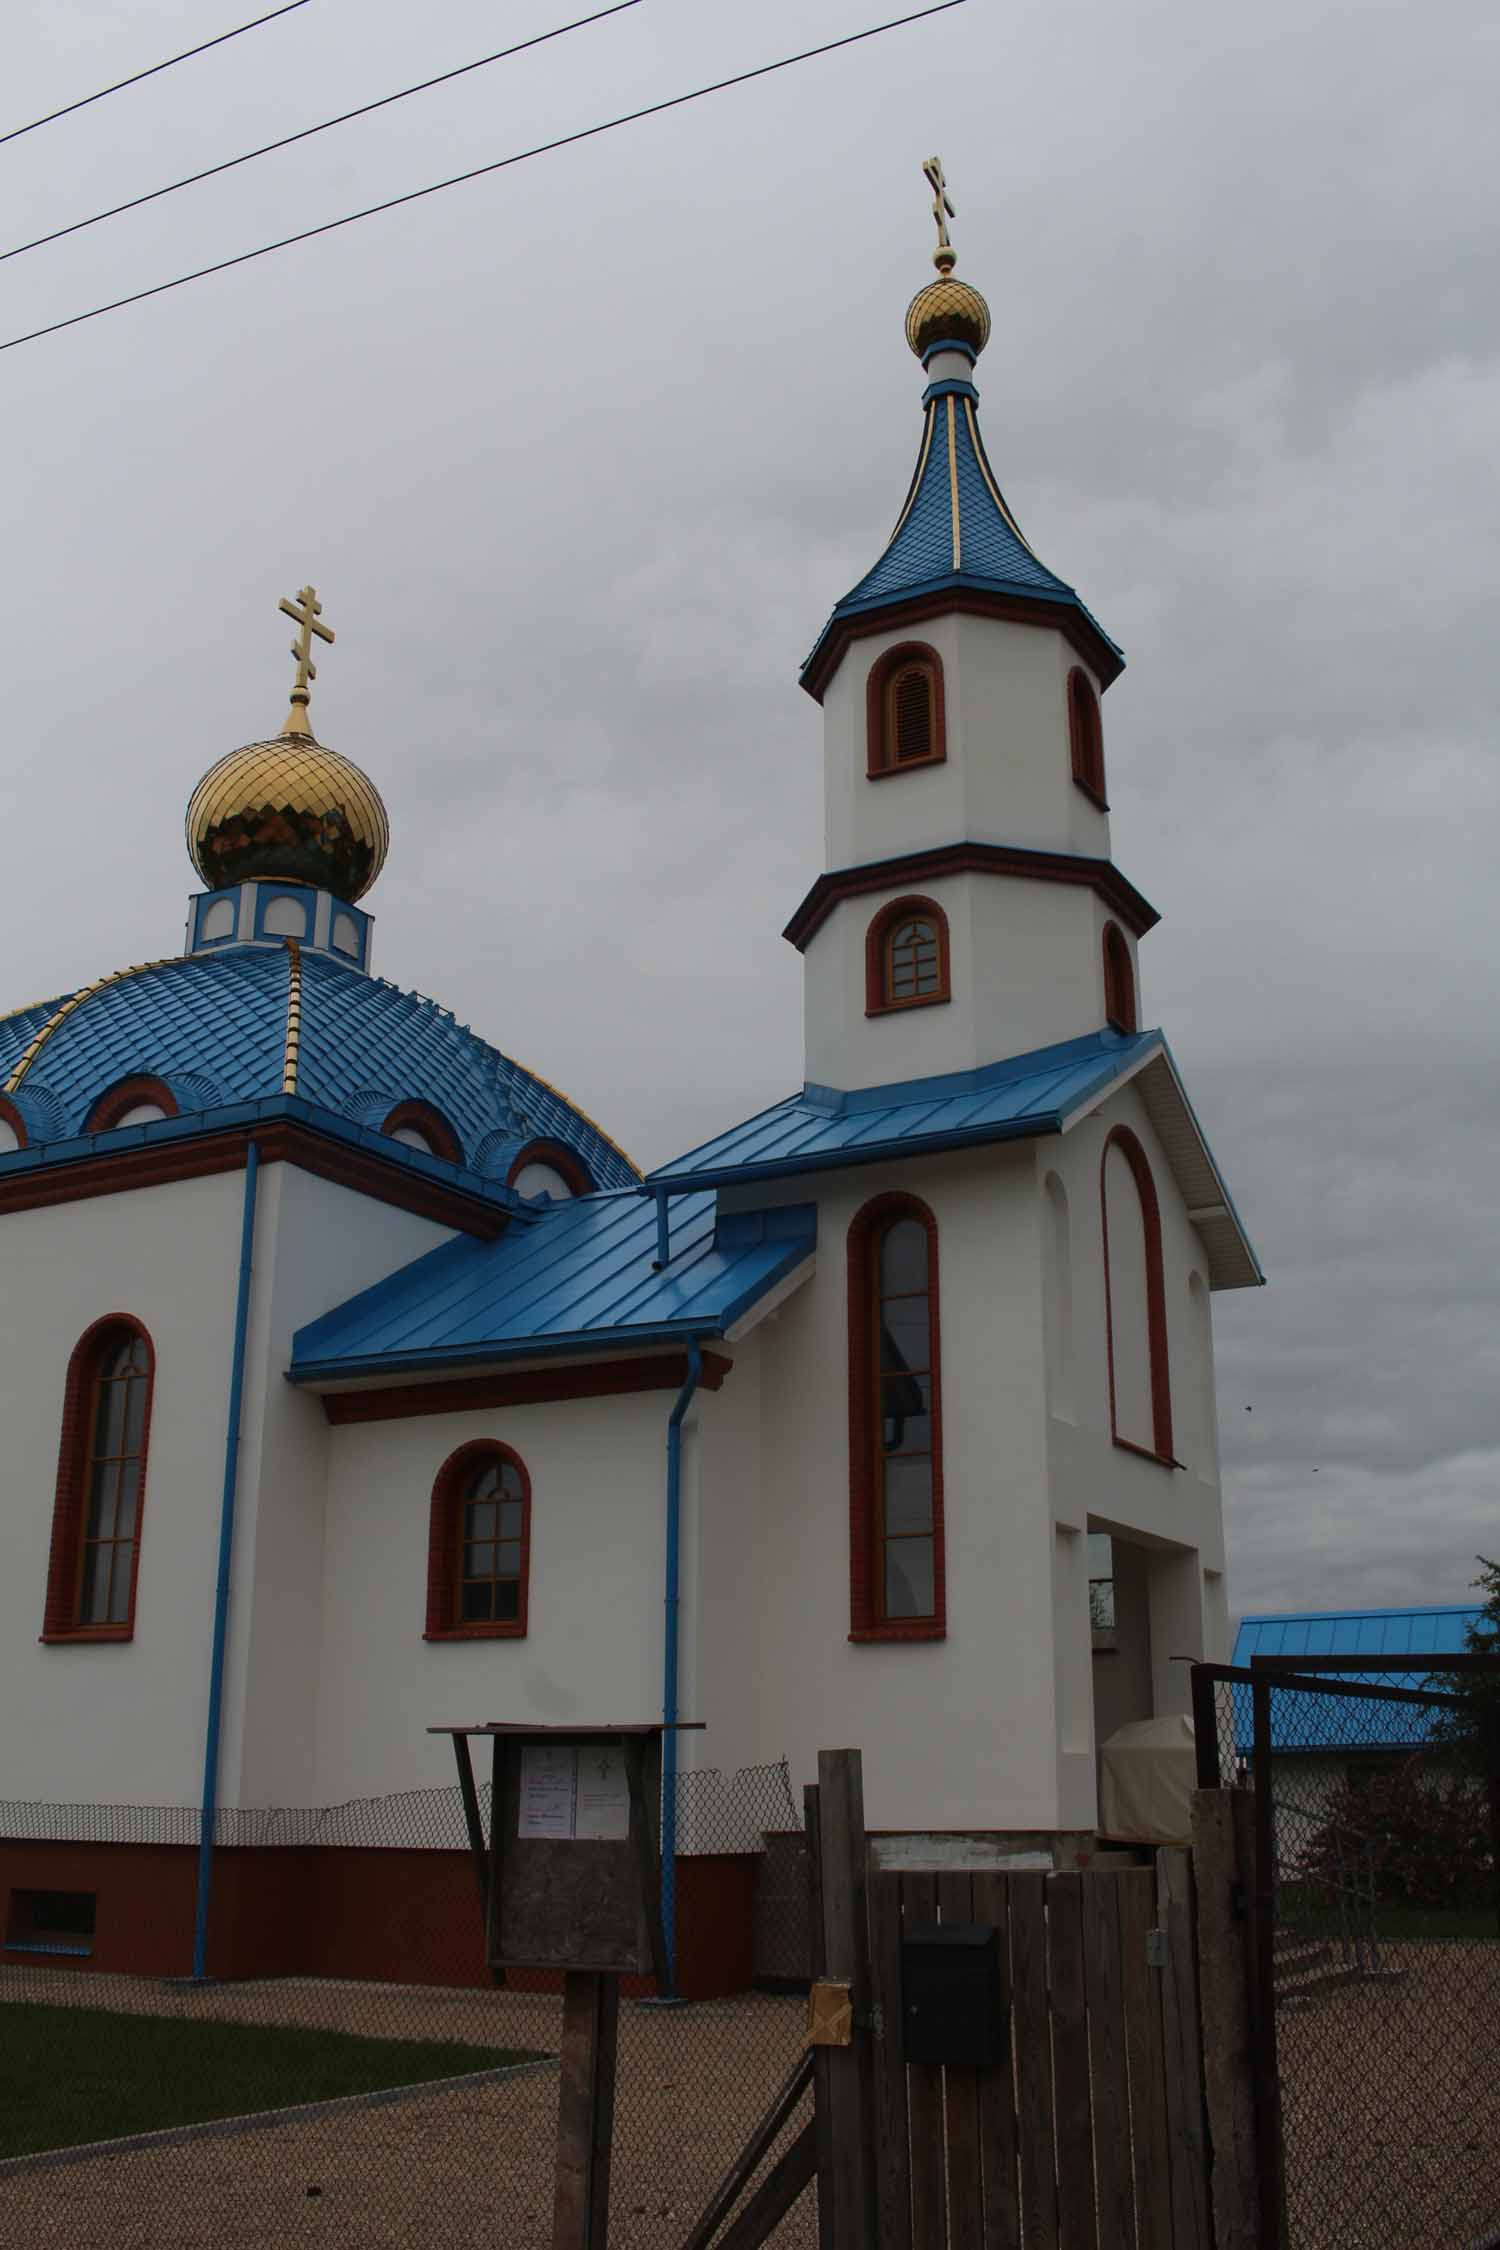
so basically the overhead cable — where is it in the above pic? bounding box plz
[0,0,969,355]
[1,0,645,266]
[0,2,312,149]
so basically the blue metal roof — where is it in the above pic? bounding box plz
[650,1029,1157,1190]
[1231,1607,1482,1754]
[290,1195,817,1382]
[801,377,1122,686]
[0,945,636,1190]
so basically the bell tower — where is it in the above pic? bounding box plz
[788,163,1156,1095]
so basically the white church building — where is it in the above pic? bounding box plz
[0,187,1260,1986]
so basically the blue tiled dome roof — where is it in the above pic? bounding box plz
[0,944,637,1188]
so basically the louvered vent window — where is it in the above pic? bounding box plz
[891,666,933,763]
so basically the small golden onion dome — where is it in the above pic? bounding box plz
[186,729,390,904]
[905,276,992,361]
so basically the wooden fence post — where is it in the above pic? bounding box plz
[1157,1846,1212,2250]
[551,1969,619,2250]
[1192,1788,1260,2250]
[816,1748,878,2249]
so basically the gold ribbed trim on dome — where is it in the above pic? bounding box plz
[281,939,303,1095]
[905,276,991,359]
[4,959,177,1095]
[186,734,390,903]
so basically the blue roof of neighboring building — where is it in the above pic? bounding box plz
[1231,1607,1482,1754]
[801,377,1122,687]
[650,1029,1158,1189]
[0,945,637,1190]
[290,1194,817,1381]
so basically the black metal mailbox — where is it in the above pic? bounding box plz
[900,1922,1006,2067]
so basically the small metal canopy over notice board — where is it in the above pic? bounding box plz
[430,1721,699,2250]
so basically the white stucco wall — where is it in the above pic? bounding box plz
[0,1170,246,1806]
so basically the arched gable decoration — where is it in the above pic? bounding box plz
[866,642,946,778]
[1100,1125,1174,1465]
[380,1100,464,1165]
[1068,668,1107,808]
[0,1094,28,1153]
[505,1139,593,1199]
[1102,922,1137,1034]
[424,1440,531,1640]
[42,1314,156,1642]
[865,895,952,1016]
[847,1192,946,1640]
[86,1076,179,1134]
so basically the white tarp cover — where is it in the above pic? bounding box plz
[1098,1713,1196,1843]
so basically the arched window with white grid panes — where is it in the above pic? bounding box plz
[424,1441,531,1640]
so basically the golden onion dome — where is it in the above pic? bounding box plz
[186,727,389,904]
[905,275,992,361]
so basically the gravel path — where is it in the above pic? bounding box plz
[0,1971,815,2249]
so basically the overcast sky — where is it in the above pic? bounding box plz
[4,0,1497,1626]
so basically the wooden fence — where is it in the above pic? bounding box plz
[864,1857,1212,2249]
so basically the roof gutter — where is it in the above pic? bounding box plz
[659,1336,702,1998]
[191,1137,260,1980]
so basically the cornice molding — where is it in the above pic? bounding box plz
[783,841,1160,952]
[800,585,1125,704]
[318,1349,733,1424]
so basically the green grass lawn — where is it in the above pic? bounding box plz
[0,2003,539,2160]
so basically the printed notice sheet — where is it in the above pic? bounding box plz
[518,1745,578,1839]
[573,1745,631,1840]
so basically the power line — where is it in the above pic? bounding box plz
[0,2,312,150]
[0,1,969,356]
[1,0,644,266]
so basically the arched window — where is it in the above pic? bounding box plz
[847,1194,945,1639]
[0,1095,26,1153]
[42,1317,155,1642]
[506,1139,592,1202]
[424,1441,531,1640]
[1102,922,1137,1033]
[380,1101,463,1165]
[865,896,952,1016]
[86,1077,178,1134]
[866,643,946,778]
[1068,668,1107,807]
[1100,1126,1173,1465]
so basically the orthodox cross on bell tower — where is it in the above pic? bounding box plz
[278,583,334,733]
[922,155,957,275]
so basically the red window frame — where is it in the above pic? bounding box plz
[41,1315,156,1644]
[381,1100,464,1165]
[1100,1125,1174,1466]
[424,1440,532,1640]
[1102,922,1137,1033]
[86,1077,178,1134]
[1068,668,1108,808]
[866,642,947,778]
[0,1094,28,1150]
[505,1139,593,1196]
[847,1192,946,1642]
[865,896,952,1017]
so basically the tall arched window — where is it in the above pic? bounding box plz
[1100,1126,1173,1464]
[865,896,952,1016]
[1102,922,1137,1033]
[42,1317,155,1641]
[424,1441,531,1640]
[847,1194,945,1639]
[1068,668,1107,807]
[866,643,946,778]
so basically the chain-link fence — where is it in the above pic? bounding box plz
[0,1761,816,2249]
[1195,1660,1500,2250]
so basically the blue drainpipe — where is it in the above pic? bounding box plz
[659,1334,702,1997]
[191,1138,260,1981]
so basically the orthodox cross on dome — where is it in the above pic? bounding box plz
[278,583,334,733]
[922,155,957,275]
